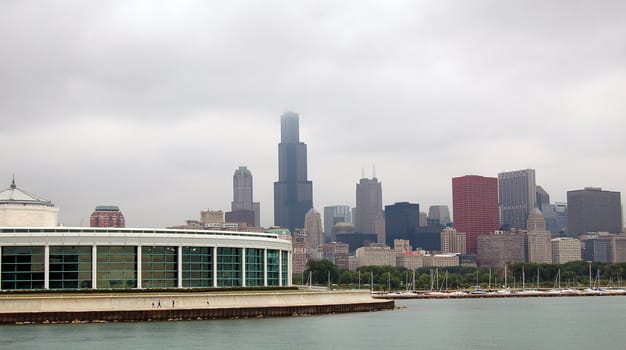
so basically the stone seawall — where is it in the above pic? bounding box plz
[0,291,394,324]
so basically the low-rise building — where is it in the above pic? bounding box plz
[423,253,460,268]
[397,251,425,270]
[551,237,581,264]
[477,231,525,267]
[355,244,395,268]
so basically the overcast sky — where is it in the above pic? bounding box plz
[2,1,625,228]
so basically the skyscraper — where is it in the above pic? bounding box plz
[273,112,313,232]
[428,205,451,226]
[355,176,385,243]
[498,169,537,230]
[525,208,552,264]
[384,202,420,248]
[323,205,352,242]
[452,175,500,254]
[567,187,622,235]
[230,166,260,226]
[536,185,550,211]
[304,208,323,250]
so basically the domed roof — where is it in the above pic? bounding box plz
[0,177,55,207]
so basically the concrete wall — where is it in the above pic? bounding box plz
[0,205,58,227]
[0,291,394,324]
[0,291,383,313]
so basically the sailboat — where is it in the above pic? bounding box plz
[470,268,486,294]
[518,265,538,295]
[497,264,512,294]
[548,269,564,294]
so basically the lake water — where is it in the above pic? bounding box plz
[1,296,624,349]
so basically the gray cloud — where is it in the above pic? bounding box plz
[2,1,625,227]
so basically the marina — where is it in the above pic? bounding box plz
[375,287,626,299]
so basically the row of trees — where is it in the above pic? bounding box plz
[294,260,626,291]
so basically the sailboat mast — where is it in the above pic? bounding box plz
[589,262,591,289]
[504,264,508,288]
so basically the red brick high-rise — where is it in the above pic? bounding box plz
[452,175,499,254]
[90,205,126,228]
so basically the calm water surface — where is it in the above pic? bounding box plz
[1,296,624,349]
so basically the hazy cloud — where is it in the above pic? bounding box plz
[2,0,625,227]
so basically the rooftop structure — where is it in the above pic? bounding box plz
[0,178,59,227]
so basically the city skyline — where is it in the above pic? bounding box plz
[1,2,625,228]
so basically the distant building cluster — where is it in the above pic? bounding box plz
[1,112,625,291]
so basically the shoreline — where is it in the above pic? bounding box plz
[0,290,394,325]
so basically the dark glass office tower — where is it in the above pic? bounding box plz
[384,202,420,248]
[567,187,622,235]
[274,112,313,232]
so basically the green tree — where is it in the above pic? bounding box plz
[306,259,339,285]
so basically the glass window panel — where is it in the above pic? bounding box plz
[1,246,45,290]
[96,246,137,289]
[49,246,92,290]
[141,246,178,289]
[267,250,280,286]
[246,248,264,287]
[217,247,241,287]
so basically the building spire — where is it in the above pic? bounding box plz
[10,174,16,189]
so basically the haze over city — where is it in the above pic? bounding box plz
[2,1,625,228]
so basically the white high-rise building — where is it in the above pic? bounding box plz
[525,208,552,264]
[304,208,323,251]
[440,227,467,254]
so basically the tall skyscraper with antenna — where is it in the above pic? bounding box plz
[274,112,313,232]
[355,170,385,243]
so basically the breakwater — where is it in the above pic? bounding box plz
[0,290,394,324]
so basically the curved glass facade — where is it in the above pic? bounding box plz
[0,228,292,291]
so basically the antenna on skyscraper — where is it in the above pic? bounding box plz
[361,167,365,179]
[372,164,376,179]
